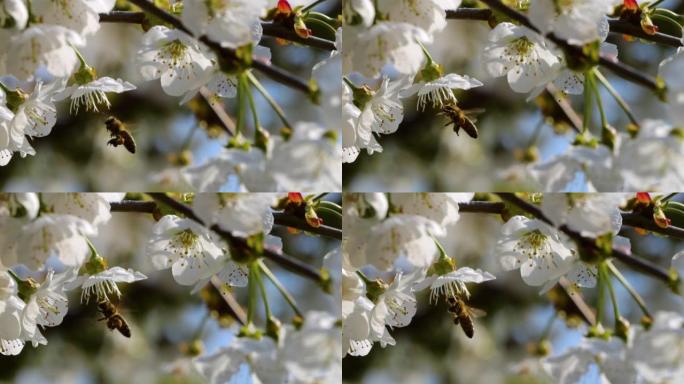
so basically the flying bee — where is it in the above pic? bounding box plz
[97,300,131,338]
[105,116,136,154]
[439,103,484,139]
[447,296,486,338]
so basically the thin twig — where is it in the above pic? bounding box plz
[110,200,157,213]
[146,193,325,284]
[210,275,248,325]
[99,11,336,51]
[496,193,673,286]
[465,1,663,92]
[621,212,684,240]
[199,86,237,136]
[273,212,342,240]
[446,8,682,48]
[125,0,313,95]
[545,83,583,133]
[559,277,597,326]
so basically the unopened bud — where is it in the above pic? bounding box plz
[615,316,630,341]
[266,316,282,340]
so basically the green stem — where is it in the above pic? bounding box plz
[301,0,329,12]
[582,70,595,134]
[259,260,303,317]
[415,39,435,64]
[85,237,99,258]
[661,193,678,202]
[601,263,621,322]
[255,264,271,318]
[594,69,639,127]
[311,193,328,201]
[592,73,608,130]
[244,76,261,134]
[597,261,607,326]
[607,261,651,318]
[247,262,259,324]
[236,74,249,136]
[355,270,373,285]
[68,42,89,68]
[246,71,293,131]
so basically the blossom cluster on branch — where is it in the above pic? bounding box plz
[0,192,342,383]
[342,192,684,383]
[343,0,684,191]
[0,0,341,191]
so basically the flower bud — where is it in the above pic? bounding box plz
[266,316,283,340]
[615,316,630,341]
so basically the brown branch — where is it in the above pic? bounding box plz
[199,86,237,136]
[273,212,342,240]
[457,2,664,93]
[496,193,673,286]
[210,276,248,325]
[110,200,157,213]
[125,0,314,95]
[559,277,597,326]
[545,83,583,133]
[146,193,326,284]
[99,11,337,51]
[446,8,683,48]
[621,212,684,240]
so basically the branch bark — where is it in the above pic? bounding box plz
[446,8,683,48]
[125,0,314,95]
[146,193,326,284]
[496,193,673,286]
[456,1,664,92]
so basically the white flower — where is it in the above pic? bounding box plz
[543,337,637,384]
[20,269,75,344]
[182,0,266,48]
[137,26,214,100]
[0,294,25,355]
[65,266,147,303]
[375,0,462,38]
[4,25,84,80]
[55,77,136,114]
[0,0,28,29]
[362,214,444,270]
[496,215,575,290]
[482,22,560,93]
[344,0,375,27]
[617,120,684,190]
[31,0,101,37]
[530,144,622,192]
[343,22,430,77]
[414,266,495,303]
[41,193,117,231]
[342,295,394,357]
[147,215,224,286]
[192,193,275,237]
[400,73,483,110]
[0,193,39,219]
[280,311,342,383]
[14,214,96,270]
[182,147,275,192]
[629,312,684,382]
[541,193,626,237]
[1,81,59,166]
[370,270,423,334]
[268,123,342,192]
[390,193,473,227]
[659,47,684,127]
[529,0,619,45]
[194,337,287,384]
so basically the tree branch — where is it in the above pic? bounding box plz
[273,212,342,240]
[210,275,248,325]
[125,0,314,95]
[621,212,684,240]
[459,1,663,92]
[146,193,325,284]
[99,11,337,51]
[199,86,237,136]
[458,201,506,214]
[110,200,157,213]
[446,8,683,48]
[496,193,673,286]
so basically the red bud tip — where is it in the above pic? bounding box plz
[277,0,293,14]
[636,192,651,204]
[623,0,639,11]
[288,192,304,204]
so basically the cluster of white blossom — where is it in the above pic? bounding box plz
[343,192,684,384]
[0,192,341,384]
[342,0,684,191]
[342,193,496,356]
[0,0,341,191]
[0,192,144,355]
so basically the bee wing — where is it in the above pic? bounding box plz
[462,108,486,116]
[468,307,487,318]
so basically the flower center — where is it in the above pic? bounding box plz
[516,230,550,259]
[175,229,199,249]
[510,37,535,57]
[163,40,189,64]
[205,0,229,18]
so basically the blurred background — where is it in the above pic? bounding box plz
[0,1,341,192]
[342,195,684,384]
[0,193,341,384]
[343,0,684,192]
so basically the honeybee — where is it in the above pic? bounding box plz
[440,104,484,139]
[97,300,131,338]
[105,116,136,154]
[447,296,486,338]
